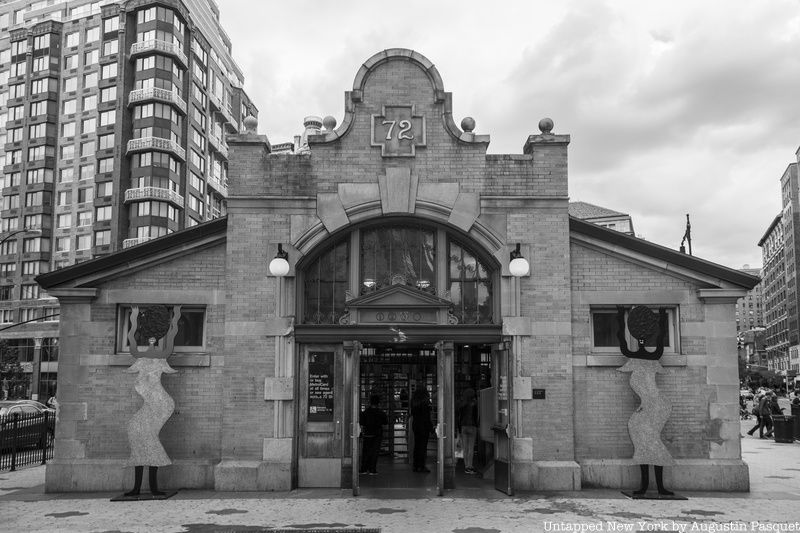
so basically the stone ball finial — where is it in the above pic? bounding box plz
[243,115,258,134]
[323,115,337,131]
[538,117,554,134]
[461,117,476,133]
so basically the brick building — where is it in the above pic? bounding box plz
[0,0,255,401]
[37,49,758,494]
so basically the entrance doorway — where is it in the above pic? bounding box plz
[355,343,496,493]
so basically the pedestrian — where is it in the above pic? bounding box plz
[457,388,479,474]
[757,391,775,439]
[359,393,388,475]
[410,385,433,473]
[746,392,764,437]
[763,392,784,439]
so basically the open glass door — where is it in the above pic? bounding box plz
[492,341,514,495]
[346,341,361,496]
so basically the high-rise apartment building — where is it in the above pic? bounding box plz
[735,266,764,334]
[0,0,257,401]
[758,213,789,373]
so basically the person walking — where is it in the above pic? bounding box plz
[457,388,479,474]
[746,392,764,437]
[763,392,784,439]
[757,391,775,439]
[359,394,388,475]
[410,386,433,473]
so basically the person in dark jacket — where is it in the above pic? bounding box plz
[457,388,479,474]
[763,393,784,439]
[757,391,775,438]
[746,392,764,437]
[359,394,388,475]
[410,386,433,473]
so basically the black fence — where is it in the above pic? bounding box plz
[0,411,54,471]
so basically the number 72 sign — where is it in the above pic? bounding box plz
[371,105,426,157]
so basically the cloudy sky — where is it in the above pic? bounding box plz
[219,0,800,271]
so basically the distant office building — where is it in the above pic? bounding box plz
[758,213,788,373]
[735,266,764,334]
[568,201,635,235]
[0,0,257,401]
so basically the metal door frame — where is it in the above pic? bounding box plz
[492,340,514,495]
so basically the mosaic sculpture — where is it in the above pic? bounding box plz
[123,305,181,498]
[616,305,676,497]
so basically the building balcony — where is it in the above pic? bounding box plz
[208,132,229,159]
[207,175,228,198]
[126,137,186,161]
[128,87,187,114]
[122,236,152,248]
[130,39,187,69]
[124,186,184,207]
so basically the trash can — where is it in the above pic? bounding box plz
[771,415,795,443]
[792,405,800,440]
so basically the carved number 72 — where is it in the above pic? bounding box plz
[382,120,414,141]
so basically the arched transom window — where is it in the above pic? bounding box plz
[301,223,496,325]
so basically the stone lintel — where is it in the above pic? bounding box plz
[696,288,748,303]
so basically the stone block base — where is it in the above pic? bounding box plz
[45,459,215,492]
[214,460,291,491]
[580,459,750,491]
[514,460,581,491]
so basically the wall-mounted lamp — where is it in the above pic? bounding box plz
[269,244,290,277]
[509,243,530,277]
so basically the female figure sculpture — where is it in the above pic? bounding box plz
[616,305,675,497]
[123,305,181,497]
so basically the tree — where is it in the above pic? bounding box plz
[0,340,29,400]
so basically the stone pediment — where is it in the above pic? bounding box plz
[340,284,456,326]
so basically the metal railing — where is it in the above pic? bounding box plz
[208,132,229,159]
[207,175,228,197]
[123,236,153,249]
[124,186,184,206]
[128,87,187,114]
[130,39,188,68]
[0,411,54,471]
[126,137,186,161]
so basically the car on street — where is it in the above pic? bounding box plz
[0,400,55,450]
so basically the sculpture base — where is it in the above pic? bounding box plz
[111,490,177,502]
[621,490,687,500]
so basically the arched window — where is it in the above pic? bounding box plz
[303,238,349,324]
[301,222,496,325]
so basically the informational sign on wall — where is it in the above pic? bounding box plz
[308,351,334,421]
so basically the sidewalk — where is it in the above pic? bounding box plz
[1,423,799,533]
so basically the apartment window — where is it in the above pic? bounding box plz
[20,308,39,323]
[83,95,97,112]
[56,213,72,229]
[64,54,78,69]
[191,127,206,150]
[102,40,118,56]
[0,310,14,324]
[65,32,79,47]
[136,56,155,71]
[82,117,97,135]
[2,172,20,188]
[25,191,44,207]
[27,146,46,162]
[97,181,113,197]
[2,218,18,232]
[118,305,205,353]
[95,206,112,221]
[61,145,75,160]
[21,284,40,300]
[100,63,117,79]
[103,17,120,33]
[33,34,50,50]
[22,261,41,276]
[79,164,95,180]
[26,169,53,184]
[100,87,117,102]
[57,190,72,206]
[83,72,98,88]
[28,123,46,139]
[192,105,206,130]
[76,234,91,251]
[189,195,204,216]
[0,240,17,255]
[23,214,42,230]
[98,158,114,174]
[99,110,115,126]
[32,57,49,72]
[2,195,19,211]
[59,168,74,183]
[590,307,678,354]
[94,229,111,246]
[63,99,77,115]
[0,286,12,301]
[191,82,207,108]
[5,150,22,166]
[80,141,95,158]
[56,236,70,252]
[98,133,114,150]
[78,188,94,204]
[85,27,100,44]
[190,150,205,173]
[189,172,204,193]
[8,127,23,142]
[62,122,76,137]
[77,211,92,226]
[31,78,57,95]
[30,101,48,117]
[9,83,25,99]
[23,237,49,253]
[84,49,99,66]
[8,105,24,121]
[10,61,26,77]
